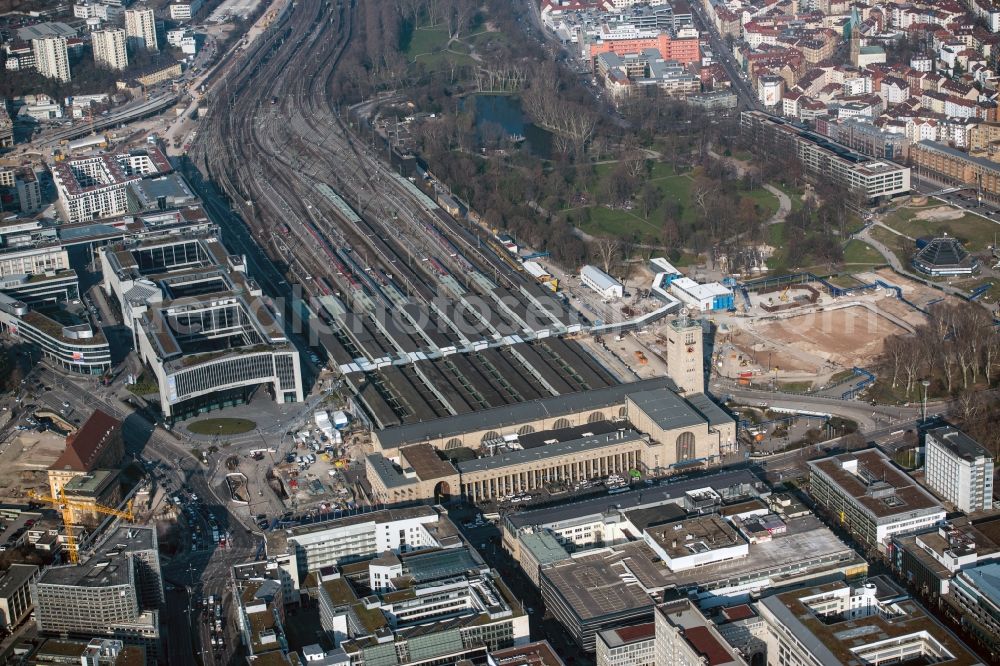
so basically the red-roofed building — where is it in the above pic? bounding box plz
[491,640,566,666]
[47,409,124,498]
[596,622,655,665]
[655,600,746,666]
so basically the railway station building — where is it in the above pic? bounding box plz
[366,377,736,504]
[100,231,303,421]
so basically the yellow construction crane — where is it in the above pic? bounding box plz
[27,488,135,564]
[779,285,791,302]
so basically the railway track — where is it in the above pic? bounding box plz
[192,0,616,426]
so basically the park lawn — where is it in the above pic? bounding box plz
[951,278,1000,304]
[882,207,1000,251]
[578,206,660,239]
[405,26,449,58]
[188,418,257,435]
[869,226,912,264]
[742,187,780,220]
[824,274,863,288]
[648,161,685,179]
[841,239,885,266]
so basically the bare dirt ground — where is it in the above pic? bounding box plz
[0,430,64,501]
[754,305,906,367]
[871,268,964,310]
[912,206,966,222]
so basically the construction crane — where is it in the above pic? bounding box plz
[27,488,135,564]
[779,285,791,302]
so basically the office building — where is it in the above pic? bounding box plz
[741,111,910,200]
[22,637,146,664]
[264,506,462,595]
[596,622,655,666]
[950,560,1000,655]
[316,546,528,665]
[32,36,71,83]
[756,577,984,666]
[891,518,1000,597]
[31,526,162,663]
[807,449,946,553]
[654,600,746,666]
[92,29,128,70]
[124,7,158,52]
[233,569,290,660]
[0,564,39,631]
[488,641,565,666]
[100,231,303,420]
[0,290,111,375]
[924,426,994,513]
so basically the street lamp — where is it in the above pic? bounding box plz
[921,380,930,423]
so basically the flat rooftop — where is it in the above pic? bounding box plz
[506,469,762,531]
[645,514,742,560]
[541,550,656,622]
[458,430,646,474]
[808,449,944,519]
[927,426,992,462]
[400,443,455,481]
[662,515,862,590]
[597,622,655,649]
[375,377,677,450]
[760,577,984,666]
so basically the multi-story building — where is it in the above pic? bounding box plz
[52,154,144,223]
[654,600,746,666]
[757,577,984,666]
[92,29,128,70]
[233,569,290,660]
[0,564,39,631]
[316,546,528,665]
[100,231,303,421]
[32,36,71,83]
[596,622,655,666]
[892,518,1000,597]
[0,102,12,148]
[47,409,124,501]
[807,449,946,553]
[124,7,158,52]
[31,526,162,663]
[0,291,111,374]
[168,0,203,21]
[369,375,735,503]
[741,111,911,200]
[924,426,994,513]
[912,140,1000,204]
[951,560,1000,655]
[264,506,462,595]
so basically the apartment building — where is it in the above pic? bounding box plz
[912,140,1000,203]
[32,36,71,83]
[807,449,946,553]
[924,426,994,513]
[124,7,158,52]
[92,29,128,70]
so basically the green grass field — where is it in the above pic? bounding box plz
[869,226,912,264]
[882,206,1000,251]
[405,26,449,57]
[187,418,256,435]
[841,239,885,266]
